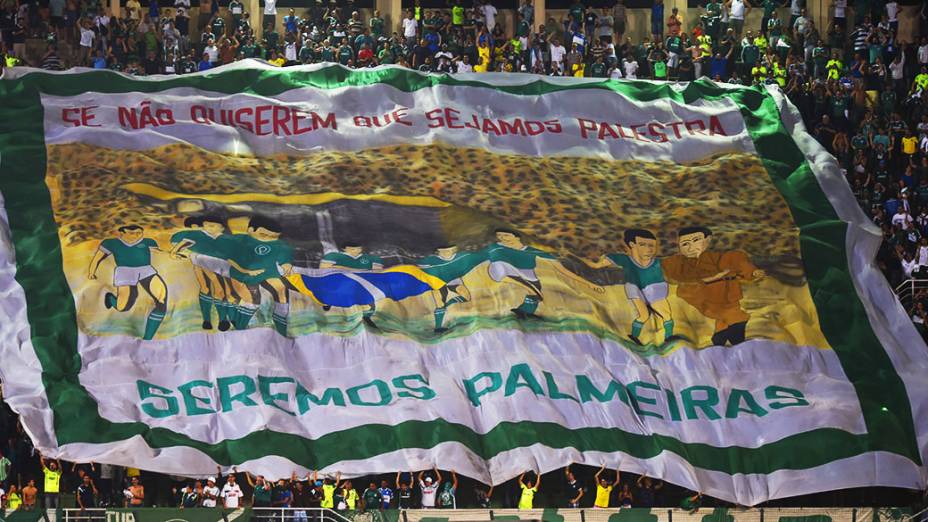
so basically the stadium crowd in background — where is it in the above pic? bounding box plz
[0,0,924,78]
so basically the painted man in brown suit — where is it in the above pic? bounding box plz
[662,226,765,346]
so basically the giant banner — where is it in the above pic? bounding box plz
[0,62,925,506]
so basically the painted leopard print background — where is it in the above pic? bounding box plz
[47,142,801,273]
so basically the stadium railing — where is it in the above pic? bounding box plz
[895,277,928,312]
[50,506,919,522]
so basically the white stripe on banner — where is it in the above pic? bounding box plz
[40,85,750,163]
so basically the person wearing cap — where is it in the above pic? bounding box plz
[418,467,441,508]
[202,476,220,508]
[313,470,340,508]
[307,478,323,511]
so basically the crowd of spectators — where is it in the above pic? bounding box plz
[0,0,923,78]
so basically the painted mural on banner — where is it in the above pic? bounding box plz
[0,62,925,506]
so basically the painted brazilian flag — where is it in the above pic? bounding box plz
[0,61,924,506]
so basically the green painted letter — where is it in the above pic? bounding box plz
[258,375,296,416]
[577,375,629,404]
[217,375,258,413]
[392,374,437,400]
[765,386,809,409]
[137,380,179,418]
[628,381,664,419]
[504,363,544,398]
[295,383,346,414]
[725,389,768,418]
[178,380,215,416]
[347,380,392,406]
[464,372,502,407]
[681,385,721,420]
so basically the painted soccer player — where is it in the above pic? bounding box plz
[485,228,603,319]
[416,244,487,333]
[661,226,766,346]
[579,229,675,345]
[225,216,294,336]
[320,243,384,327]
[87,225,168,341]
[169,215,234,331]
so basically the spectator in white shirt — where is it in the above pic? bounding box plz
[481,2,498,32]
[902,251,918,278]
[221,473,244,508]
[885,0,898,32]
[889,51,905,83]
[263,0,277,32]
[919,37,928,67]
[455,56,473,73]
[893,208,913,228]
[917,237,928,266]
[832,0,847,26]
[204,40,219,64]
[622,54,638,79]
[402,10,417,39]
[418,468,441,508]
[550,39,566,74]
[285,41,297,62]
[94,11,110,46]
[78,18,94,65]
[202,477,219,508]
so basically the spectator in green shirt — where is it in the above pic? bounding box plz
[766,10,782,45]
[588,54,607,77]
[760,0,781,36]
[680,491,702,513]
[369,10,384,38]
[337,38,354,65]
[263,23,280,51]
[209,12,225,38]
[812,39,828,78]
[299,40,315,63]
[246,473,272,508]
[361,483,382,511]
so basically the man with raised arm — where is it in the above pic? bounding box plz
[418,467,441,508]
[565,465,584,507]
[517,471,540,509]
